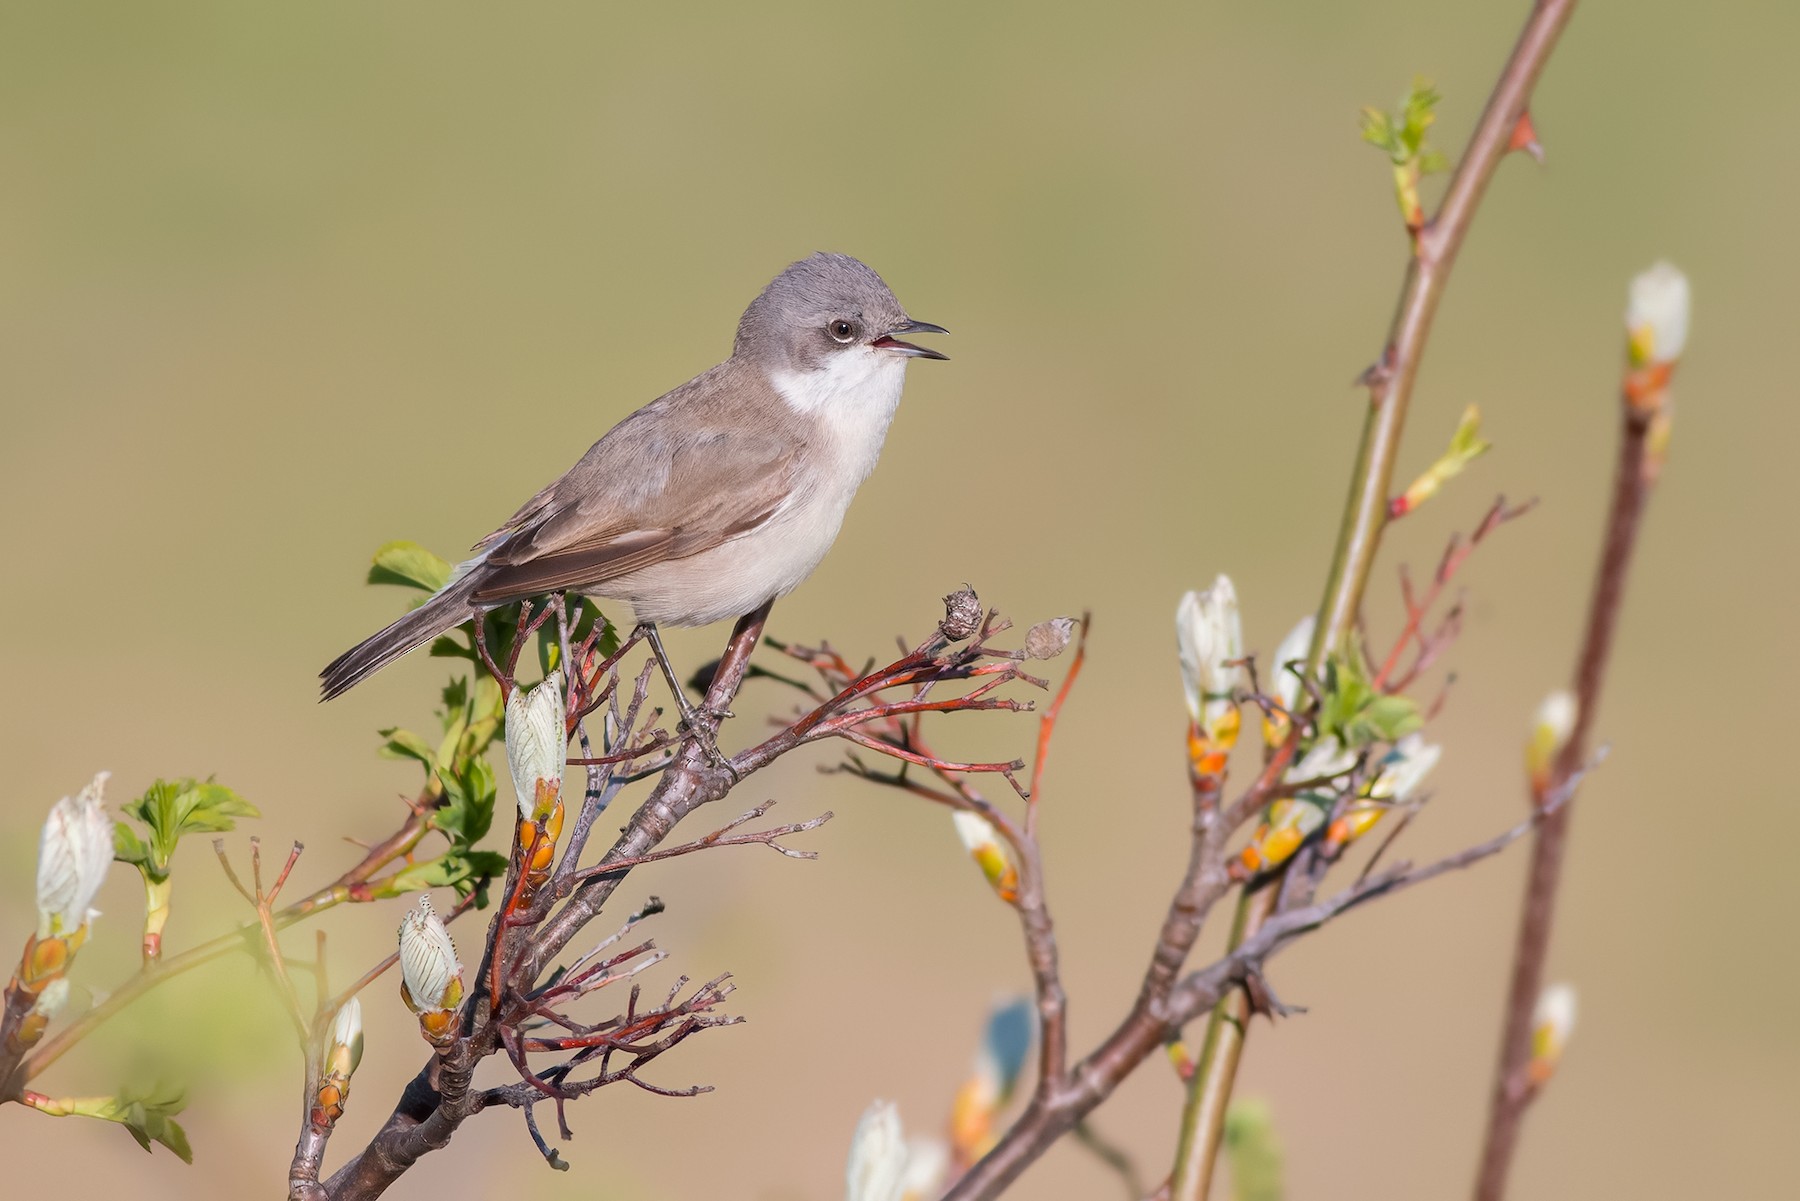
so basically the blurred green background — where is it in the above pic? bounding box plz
[2,1,1791,1197]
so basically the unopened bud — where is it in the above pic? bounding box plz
[1369,734,1441,802]
[1234,799,1327,878]
[951,997,1034,1164]
[846,1100,909,1201]
[900,1137,950,1201]
[1177,576,1246,770]
[1529,982,1577,1085]
[1525,690,1578,796]
[397,897,463,1046]
[952,811,1018,903]
[36,773,114,942]
[1626,261,1690,369]
[1320,736,1437,853]
[314,997,365,1126]
[506,670,566,823]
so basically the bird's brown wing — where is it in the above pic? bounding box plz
[467,389,806,605]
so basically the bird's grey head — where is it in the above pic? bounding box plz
[733,252,948,374]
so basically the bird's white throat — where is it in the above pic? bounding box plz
[769,348,907,481]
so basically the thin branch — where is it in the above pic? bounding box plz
[1473,326,1666,1200]
[942,769,1584,1200]
[1174,5,1579,1196]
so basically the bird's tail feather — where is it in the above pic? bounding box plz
[320,576,478,701]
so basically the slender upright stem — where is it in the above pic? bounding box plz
[1174,4,1579,1196]
[1473,376,1662,1200]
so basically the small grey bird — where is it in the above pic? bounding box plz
[320,252,946,701]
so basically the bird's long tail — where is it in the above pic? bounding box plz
[320,575,480,701]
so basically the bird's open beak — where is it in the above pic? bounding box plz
[873,319,950,361]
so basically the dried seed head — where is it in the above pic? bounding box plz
[1023,617,1076,661]
[940,589,982,642]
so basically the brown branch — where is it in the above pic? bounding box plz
[556,803,831,888]
[942,773,1580,1200]
[1472,337,1666,1199]
[322,601,774,1201]
[1174,5,1580,1196]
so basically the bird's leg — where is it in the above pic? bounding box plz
[639,622,736,778]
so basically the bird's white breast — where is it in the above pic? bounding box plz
[605,350,909,627]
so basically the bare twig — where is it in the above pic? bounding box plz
[1472,323,1666,1200]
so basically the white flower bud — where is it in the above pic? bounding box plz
[846,1100,909,1201]
[506,669,566,821]
[952,810,1018,901]
[1531,982,1578,1079]
[397,897,462,1013]
[328,996,365,1074]
[1369,734,1441,801]
[1176,576,1246,736]
[1526,689,1578,788]
[900,1137,949,1200]
[36,772,114,939]
[1286,738,1357,794]
[1626,261,1690,367]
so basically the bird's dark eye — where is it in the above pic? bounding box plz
[827,318,857,343]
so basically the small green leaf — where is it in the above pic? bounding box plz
[1356,695,1425,743]
[58,1084,193,1163]
[368,541,452,593]
[377,727,438,769]
[437,758,497,850]
[120,780,258,878]
[113,822,152,870]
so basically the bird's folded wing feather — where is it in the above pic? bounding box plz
[468,401,804,604]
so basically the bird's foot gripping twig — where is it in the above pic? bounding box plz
[639,622,740,780]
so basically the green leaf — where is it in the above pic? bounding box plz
[119,1084,192,1163]
[1361,76,1445,168]
[1354,695,1424,743]
[120,780,259,879]
[437,757,497,851]
[377,727,438,770]
[58,1085,193,1163]
[367,541,452,593]
[113,822,152,870]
